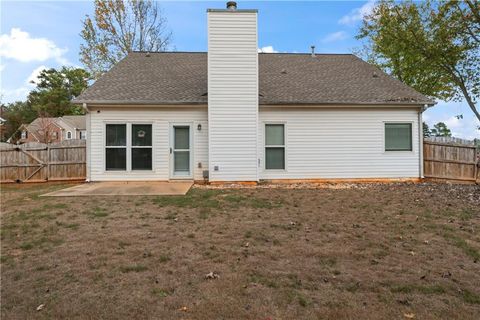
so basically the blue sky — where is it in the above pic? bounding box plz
[1,0,478,139]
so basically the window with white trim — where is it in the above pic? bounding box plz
[105,124,152,171]
[106,124,127,171]
[265,124,285,170]
[131,124,152,170]
[66,131,72,139]
[21,130,27,139]
[80,130,87,140]
[385,123,412,151]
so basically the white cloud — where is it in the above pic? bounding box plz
[1,65,49,103]
[339,0,376,26]
[26,65,48,86]
[0,28,69,64]
[0,87,30,103]
[322,31,348,43]
[258,46,278,53]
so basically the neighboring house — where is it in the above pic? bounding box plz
[58,115,87,140]
[15,115,86,144]
[74,2,434,183]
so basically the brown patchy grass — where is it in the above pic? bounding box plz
[1,182,479,319]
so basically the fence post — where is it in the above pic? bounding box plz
[46,144,50,181]
[475,147,479,184]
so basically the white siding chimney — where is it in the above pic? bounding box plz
[207,2,258,182]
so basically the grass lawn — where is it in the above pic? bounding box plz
[1,182,479,319]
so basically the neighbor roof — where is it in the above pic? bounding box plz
[26,118,59,133]
[74,52,433,106]
[61,115,86,130]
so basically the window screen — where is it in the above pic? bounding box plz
[265,124,285,170]
[385,123,412,151]
[106,124,126,171]
[106,124,126,146]
[131,124,152,170]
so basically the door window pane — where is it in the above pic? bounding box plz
[174,127,189,149]
[266,147,285,170]
[106,148,126,170]
[132,124,152,146]
[174,151,189,172]
[266,124,284,146]
[385,123,412,151]
[132,148,152,170]
[106,124,126,146]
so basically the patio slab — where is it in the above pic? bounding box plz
[41,181,193,197]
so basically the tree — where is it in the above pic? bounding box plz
[0,101,36,142]
[423,122,431,137]
[28,67,90,117]
[357,0,480,121]
[430,122,452,137]
[80,0,172,79]
[33,114,58,144]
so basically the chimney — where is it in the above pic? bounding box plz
[226,1,237,10]
[207,2,259,182]
[311,45,316,57]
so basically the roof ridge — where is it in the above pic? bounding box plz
[130,51,355,56]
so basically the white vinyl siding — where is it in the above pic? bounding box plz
[259,107,421,179]
[88,106,208,181]
[208,10,258,181]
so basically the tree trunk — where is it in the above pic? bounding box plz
[458,81,480,122]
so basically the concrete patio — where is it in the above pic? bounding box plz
[41,181,193,197]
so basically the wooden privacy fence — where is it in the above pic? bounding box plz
[0,137,478,184]
[0,140,86,183]
[423,137,479,183]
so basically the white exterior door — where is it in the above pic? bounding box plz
[170,124,193,179]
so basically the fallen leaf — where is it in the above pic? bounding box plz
[179,306,187,312]
[404,312,415,319]
[36,304,45,311]
[205,271,219,280]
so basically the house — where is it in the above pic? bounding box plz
[74,1,433,183]
[15,115,86,144]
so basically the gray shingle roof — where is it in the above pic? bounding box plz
[74,52,433,106]
[61,115,86,130]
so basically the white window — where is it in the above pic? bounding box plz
[66,131,72,139]
[265,124,285,170]
[105,124,152,171]
[385,123,412,151]
[51,132,58,139]
[131,124,152,170]
[21,130,27,139]
[80,131,87,139]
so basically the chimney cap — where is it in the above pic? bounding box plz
[226,1,237,10]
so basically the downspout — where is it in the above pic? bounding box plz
[419,105,425,179]
[83,103,91,182]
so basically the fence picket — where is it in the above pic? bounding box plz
[0,140,86,183]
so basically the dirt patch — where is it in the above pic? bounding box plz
[1,182,479,319]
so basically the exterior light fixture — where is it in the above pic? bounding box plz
[197,124,202,131]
